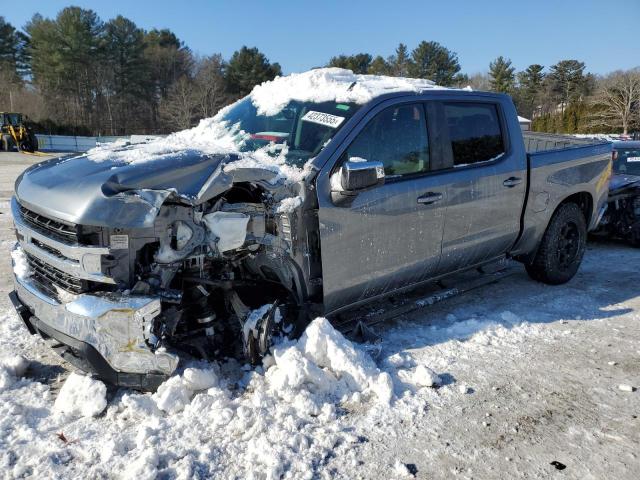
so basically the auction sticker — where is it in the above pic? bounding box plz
[302,111,345,128]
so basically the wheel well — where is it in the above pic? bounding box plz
[558,192,593,224]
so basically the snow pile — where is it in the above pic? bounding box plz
[267,318,394,404]
[152,367,218,414]
[249,67,444,116]
[53,372,107,418]
[0,354,28,390]
[85,119,239,164]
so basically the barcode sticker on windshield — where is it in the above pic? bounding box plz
[302,111,345,128]
[627,156,640,162]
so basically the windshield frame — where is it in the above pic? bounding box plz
[218,97,360,168]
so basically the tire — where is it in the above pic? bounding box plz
[525,202,587,285]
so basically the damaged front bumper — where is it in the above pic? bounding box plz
[10,253,179,390]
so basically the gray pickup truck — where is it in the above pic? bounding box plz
[8,70,612,389]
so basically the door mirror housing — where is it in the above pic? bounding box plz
[340,160,385,191]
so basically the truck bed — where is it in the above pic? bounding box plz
[523,132,608,153]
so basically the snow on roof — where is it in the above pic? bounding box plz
[249,67,447,116]
[84,68,447,170]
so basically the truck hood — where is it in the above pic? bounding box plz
[610,173,640,193]
[15,151,283,228]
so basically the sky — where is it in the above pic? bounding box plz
[4,0,639,76]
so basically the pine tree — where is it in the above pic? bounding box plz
[516,64,544,117]
[327,53,372,74]
[0,16,27,82]
[488,56,515,93]
[103,16,149,134]
[408,41,461,86]
[368,55,390,75]
[548,60,588,109]
[389,43,412,77]
[225,46,281,98]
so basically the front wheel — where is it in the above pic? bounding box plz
[525,202,587,285]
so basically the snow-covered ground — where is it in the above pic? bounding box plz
[0,160,639,479]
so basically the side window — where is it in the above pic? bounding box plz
[443,103,505,166]
[342,103,429,177]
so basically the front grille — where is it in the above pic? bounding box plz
[19,204,80,243]
[25,252,89,298]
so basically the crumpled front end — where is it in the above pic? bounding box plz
[10,246,179,390]
[8,155,316,390]
[593,176,640,246]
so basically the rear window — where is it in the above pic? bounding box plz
[443,103,505,166]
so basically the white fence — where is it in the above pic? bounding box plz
[37,134,161,152]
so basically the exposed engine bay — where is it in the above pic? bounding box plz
[593,178,640,246]
[122,180,313,368]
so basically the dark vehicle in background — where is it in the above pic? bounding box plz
[8,72,613,390]
[593,141,640,246]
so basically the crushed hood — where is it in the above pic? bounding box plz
[610,173,640,193]
[15,150,282,228]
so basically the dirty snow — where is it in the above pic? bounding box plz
[1,236,640,478]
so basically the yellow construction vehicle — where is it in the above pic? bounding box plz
[1,112,39,153]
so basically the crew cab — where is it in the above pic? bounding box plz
[8,69,612,390]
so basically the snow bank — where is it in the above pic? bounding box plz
[53,372,107,418]
[249,67,444,116]
[268,318,394,404]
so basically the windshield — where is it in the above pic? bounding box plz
[614,148,640,176]
[219,98,358,167]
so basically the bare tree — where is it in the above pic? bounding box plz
[160,76,197,130]
[193,54,227,118]
[590,69,640,134]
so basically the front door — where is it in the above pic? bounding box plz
[316,101,447,313]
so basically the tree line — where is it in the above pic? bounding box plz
[1,8,638,136]
[0,8,281,135]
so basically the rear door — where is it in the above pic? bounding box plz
[316,100,448,313]
[428,100,527,273]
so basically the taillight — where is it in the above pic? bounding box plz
[612,150,618,161]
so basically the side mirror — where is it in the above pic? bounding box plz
[340,160,385,191]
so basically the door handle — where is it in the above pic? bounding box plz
[503,177,523,188]
[417,192,443,205]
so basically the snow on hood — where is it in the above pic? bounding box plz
[248,67,446,116]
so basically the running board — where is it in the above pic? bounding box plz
[333,259,519,339]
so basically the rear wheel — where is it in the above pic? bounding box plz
[525,202,587,285]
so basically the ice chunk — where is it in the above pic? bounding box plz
[276,195,303,214]
[152,376,192,414]
[11,247,31,279]
[53,373,107,418]
[411,365,441,388]
[182,367,218,391]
